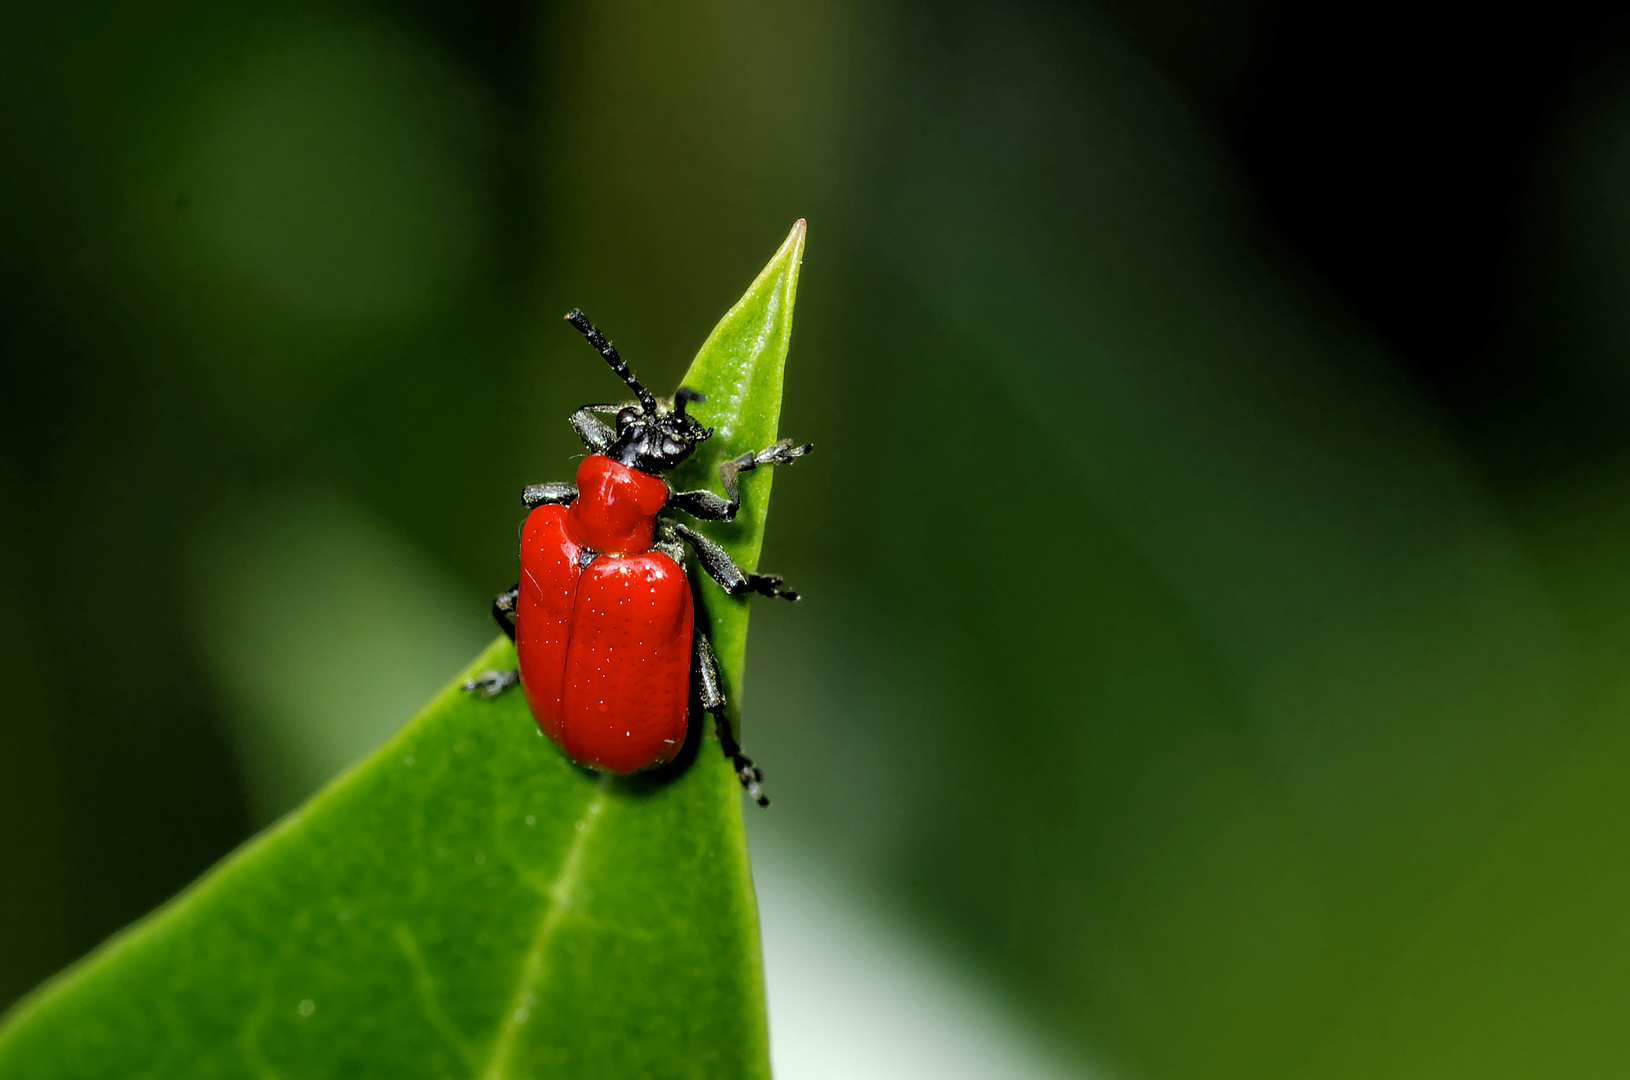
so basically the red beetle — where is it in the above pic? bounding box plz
[464,311,810,805]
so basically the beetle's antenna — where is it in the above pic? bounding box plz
[673,387,705,418]
[565,310,659,415]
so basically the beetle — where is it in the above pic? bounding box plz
[463,310,811,805]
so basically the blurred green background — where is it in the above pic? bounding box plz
[8,0,1630,1076]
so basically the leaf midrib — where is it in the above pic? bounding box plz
[477,774,612,1080]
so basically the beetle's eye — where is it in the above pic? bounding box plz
[617,408,639,428]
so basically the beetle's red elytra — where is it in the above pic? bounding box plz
[517,457,693,773]
[463,310,811,806]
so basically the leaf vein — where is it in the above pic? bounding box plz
[475,774,612,1080]
[393,922,477,1068]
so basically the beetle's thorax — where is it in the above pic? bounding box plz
[565,454,669,555]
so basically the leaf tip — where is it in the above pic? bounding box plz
[776,218,807,271]
[714,220,808,347]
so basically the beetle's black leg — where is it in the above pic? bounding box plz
[568,404,623,453]
[462,584,522,697]
[522,482,578,509]
[669,523,800,601]
[490,584,520,641]
[693,627,768,806]
[741,572,799,602]
[666,439,813,521]
[663,487,733,520]
[463,669,520,697]
[653,527,687,565]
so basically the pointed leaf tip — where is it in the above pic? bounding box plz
[733,219,805,315]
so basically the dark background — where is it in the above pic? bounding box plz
[9,1,1630,1077]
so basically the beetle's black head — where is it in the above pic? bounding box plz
[607,389,711,472]
[566,310,714,474]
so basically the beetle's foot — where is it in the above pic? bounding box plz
[463,669,520,697]
[743,573,800,602]
[731,754,769,807]
[707,706,769,806]
[734,439,813,473]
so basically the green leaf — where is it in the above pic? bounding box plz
[668,219,807,738]
[0,221,809,1080]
